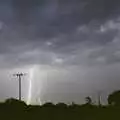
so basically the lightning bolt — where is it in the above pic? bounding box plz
[27,65,42,105]
[27,67,34,105]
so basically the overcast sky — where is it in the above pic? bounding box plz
[0,0,120,104]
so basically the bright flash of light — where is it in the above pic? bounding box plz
[27,67,35,105]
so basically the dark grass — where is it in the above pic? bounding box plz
[0,98,120,120]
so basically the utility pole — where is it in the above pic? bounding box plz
[98,91,102,106]
[13,73,25,101]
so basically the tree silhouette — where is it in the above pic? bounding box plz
[108,90,120,106]
[1,92,120,120]
[85,96,92,105]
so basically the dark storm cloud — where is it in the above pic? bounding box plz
[0,0,120,104]
[0,0,120,66]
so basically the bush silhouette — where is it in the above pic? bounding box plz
[108,90,120,106]
[56,102,68,108]
[5,98,26,107]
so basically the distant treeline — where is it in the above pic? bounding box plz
[1,90,120,120]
